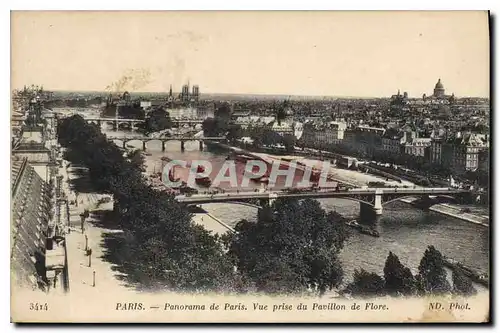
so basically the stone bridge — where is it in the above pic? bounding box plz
[107,135,226,151]
[84,117,204,129]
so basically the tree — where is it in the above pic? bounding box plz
[202,117,218,137]
[274,102,287,126]
[226,124,243,142]
[417,246,451,295]
[228,198,348,295]
[126,150,146,172]
[452,270,477,296]
[215,102,232,121]
[202,117,230,137]
[282,134,296,153]
[201,103,232,137]
[261,128,282,147]
[57,114,238,293]
[347,269,386,298]
[383,252,416,296]
[144,107,171,134]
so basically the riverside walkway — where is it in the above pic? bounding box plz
[61,159,133,295]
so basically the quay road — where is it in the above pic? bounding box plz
[175,187,468,205]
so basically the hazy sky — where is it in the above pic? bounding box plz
[11,11,490,97]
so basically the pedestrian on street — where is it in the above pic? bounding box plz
[80,215,85,233]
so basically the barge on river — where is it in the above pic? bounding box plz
[345,220,380,238]
[443,256,489,288]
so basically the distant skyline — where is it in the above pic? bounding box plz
[11,11,490,98]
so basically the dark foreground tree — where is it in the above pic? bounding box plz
[417,246,451,295]
[383,251,416,296]
[126,150,146,172]
[346,269,386,298]
[452,270,477,296]
[228,198,348,295]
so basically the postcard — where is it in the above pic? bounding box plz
[10,10,490,323]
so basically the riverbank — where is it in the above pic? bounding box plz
[242,147,489,228]
[191,208,235,235]
[399,197,489,227]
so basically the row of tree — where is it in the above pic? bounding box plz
[347,247,476,298]
[57,115,237,292]
[57,115,351,295]
[56,115,478,297]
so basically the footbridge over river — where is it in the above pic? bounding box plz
[175,187,469,220]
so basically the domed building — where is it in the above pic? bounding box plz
[425,78,455,104]
[433,78,445,98]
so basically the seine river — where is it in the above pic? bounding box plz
[60,110,488,288]
[125,138,489,286]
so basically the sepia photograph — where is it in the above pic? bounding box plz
[9,10,491,323]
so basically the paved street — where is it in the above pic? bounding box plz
[60,158,134,294]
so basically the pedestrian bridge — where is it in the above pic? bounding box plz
[175,187,469,217]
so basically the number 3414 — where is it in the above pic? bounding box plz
[29,303,48,311]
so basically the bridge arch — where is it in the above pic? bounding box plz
[180,138,202,143]
[117,122,132,130]
[224,201,262,209]
[109,138,124,146]
[110,138,143,149]
[315,196,374,207]
[186,201,261,210]
[144,138,165,148]
[382,194,459,206]
[87,120,100,126]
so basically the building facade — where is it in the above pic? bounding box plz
[441,133,489,174]
[405,138,432,157]
[381,128,405,154]
[301,121,347,149]
[11,158,52,291]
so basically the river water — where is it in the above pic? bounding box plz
[58,110,488,288]
[127,135,489,286]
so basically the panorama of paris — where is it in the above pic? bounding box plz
[11,81,490,297]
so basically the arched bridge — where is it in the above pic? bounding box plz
[175,187,469,217]
[107,135,226,151]
[85,117,144,129]
[84,117,204,129]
